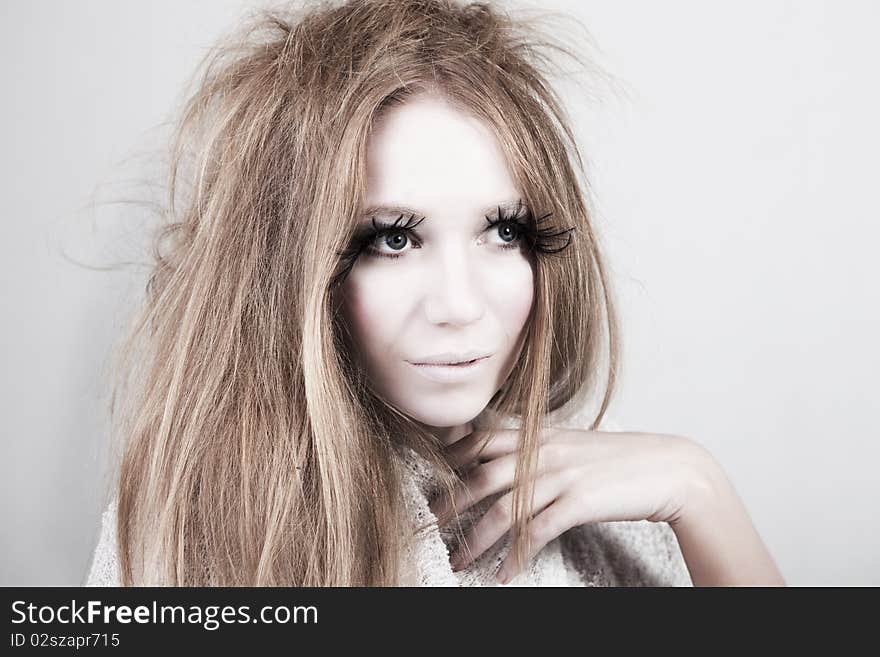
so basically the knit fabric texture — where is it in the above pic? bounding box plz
[85,412,692,587]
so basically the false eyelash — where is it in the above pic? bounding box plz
[353,212,427,258]
[484,201,575,257]
[331,212,425,285]
[330,203,575,286]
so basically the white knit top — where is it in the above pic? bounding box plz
[85,411,692,587]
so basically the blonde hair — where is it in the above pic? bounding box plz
[108,0,619,585]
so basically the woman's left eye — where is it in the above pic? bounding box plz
[489,220,523,248]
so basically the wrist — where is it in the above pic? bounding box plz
[665,443,786,586]
[670,439,732,529]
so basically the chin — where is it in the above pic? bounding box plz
[404,398,488,429]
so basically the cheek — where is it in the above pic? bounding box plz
[493,256,535,336]
[339,268,406,358]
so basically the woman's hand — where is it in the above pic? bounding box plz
[428,427,712,583]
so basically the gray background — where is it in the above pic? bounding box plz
[2,0,877,585]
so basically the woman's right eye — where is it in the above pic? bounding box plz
[365,229,420,259]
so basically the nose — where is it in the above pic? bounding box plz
[422,244,485,326]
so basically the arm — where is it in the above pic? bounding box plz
[433,425,786,586]
[670,449,786,586]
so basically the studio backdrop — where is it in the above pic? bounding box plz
[1,0,877,586]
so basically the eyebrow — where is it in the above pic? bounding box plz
[358,198,527,221]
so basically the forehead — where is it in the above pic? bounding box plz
[364,93,520,220]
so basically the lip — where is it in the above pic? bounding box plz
[407,355,492,383]
[409,350,492,365]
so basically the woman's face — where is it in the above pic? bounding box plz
[338,93,534,429]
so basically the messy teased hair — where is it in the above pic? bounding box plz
[108,0,619,585]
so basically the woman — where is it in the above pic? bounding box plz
[86,0,784,586]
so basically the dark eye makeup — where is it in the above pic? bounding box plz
[331,200,573,285]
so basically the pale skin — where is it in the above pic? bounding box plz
[428,426,787,586]
[339,91,785,587]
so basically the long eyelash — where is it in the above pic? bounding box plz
[330,202,575,286]
[360,212,426,257]
[486,200,575,256]
[331,213,424,285]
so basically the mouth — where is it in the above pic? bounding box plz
[409,356,490,367]
[406,355,492,383]
[408,349,494,366]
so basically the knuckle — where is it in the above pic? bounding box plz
[467,464,488,487]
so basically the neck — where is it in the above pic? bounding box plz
[426,421,474,447]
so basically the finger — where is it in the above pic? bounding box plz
[450,473,567,572]
[447,426,569,470]
[446,430,518,470]
[431,452,517,523]
[495,494,580,584]
[432,442,571,523]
